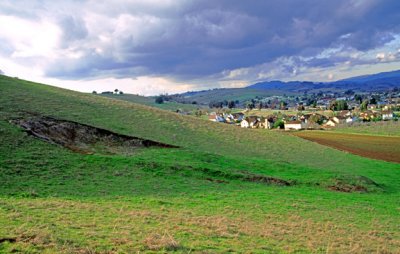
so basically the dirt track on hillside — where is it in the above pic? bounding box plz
[293,131,400,163]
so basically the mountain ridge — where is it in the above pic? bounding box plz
[247,69,400,91]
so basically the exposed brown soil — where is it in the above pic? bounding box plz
[293,131,400,163]
[329,184,367,193]
[12,116,178,154]
[243,174,292,186]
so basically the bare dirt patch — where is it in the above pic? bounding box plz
[292,131,400,163]
[11,116,178,154]
[328,176,382,193]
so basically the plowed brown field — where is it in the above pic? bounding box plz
[292,131,400,163]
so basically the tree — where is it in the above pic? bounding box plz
[155,96,164,104]
[360,100,369,111]
[329,100,348,111]
[119,91,124,95]
[227,100,235,109]
[209,101,223,108]
[92,90,97,94]
[273,120,284,129]
[312,101,317,108]
[246,102,255,110]
[344,89,354,96]
[354,94,363,104]
[337,100,348,110]
[297,104,305,111]
[279,101,287,110]
[114,89,119,94]
[309,114,324,125]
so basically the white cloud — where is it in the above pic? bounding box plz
[0,15,61,58]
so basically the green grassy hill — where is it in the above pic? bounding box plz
[100,93,202,112]
[0,75,399,253]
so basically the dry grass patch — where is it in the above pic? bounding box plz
[143,232,181,251]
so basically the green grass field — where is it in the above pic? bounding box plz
[0,75,399,253]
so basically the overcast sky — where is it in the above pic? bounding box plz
[1,0,400,95]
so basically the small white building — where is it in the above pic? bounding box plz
[241,116,259,128]
[208,114,225,122]
[382,111,394,120]
[240,119,250,128]
[284,121,305,131]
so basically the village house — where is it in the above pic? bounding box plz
[240,118,250,128]
[284,120,305,131]
[382,111,394,120]
[359,111,378,121]
[231,112,245,122]
[241,116,262,128]
[338,110,352,118]
[265,116,275,129]
[345,116,358,123]
[208,113,225,123]
[324,118,337,127]
[332,116,346,125]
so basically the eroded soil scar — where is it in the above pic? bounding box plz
[11,116,178,154]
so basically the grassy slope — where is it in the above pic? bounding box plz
[0,75,399,253]
[100,93,202,112]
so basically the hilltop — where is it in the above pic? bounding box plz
[0,75,399,253]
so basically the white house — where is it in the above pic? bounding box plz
[382,111,394,120]
[284,121,305,131]
[240,119,250,128]
[241,116,259,128]
[208,114,225,122]
[346,117,354,123]
[325,119,337,127]
[265,118,274,129]
[231,113,245,122]
[332,116,346,124]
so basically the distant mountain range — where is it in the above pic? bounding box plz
[247,69,400,92]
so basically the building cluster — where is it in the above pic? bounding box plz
[208,108,397,131]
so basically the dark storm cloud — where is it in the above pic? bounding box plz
[1,0,400,82]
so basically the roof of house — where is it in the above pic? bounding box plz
[246,116,259,123]
[285,120,302,124]
[232,112,244,116]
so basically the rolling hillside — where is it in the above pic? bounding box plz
[0,75,399,253]
[100,93,202,112]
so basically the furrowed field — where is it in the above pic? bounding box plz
[0,75,399,253]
